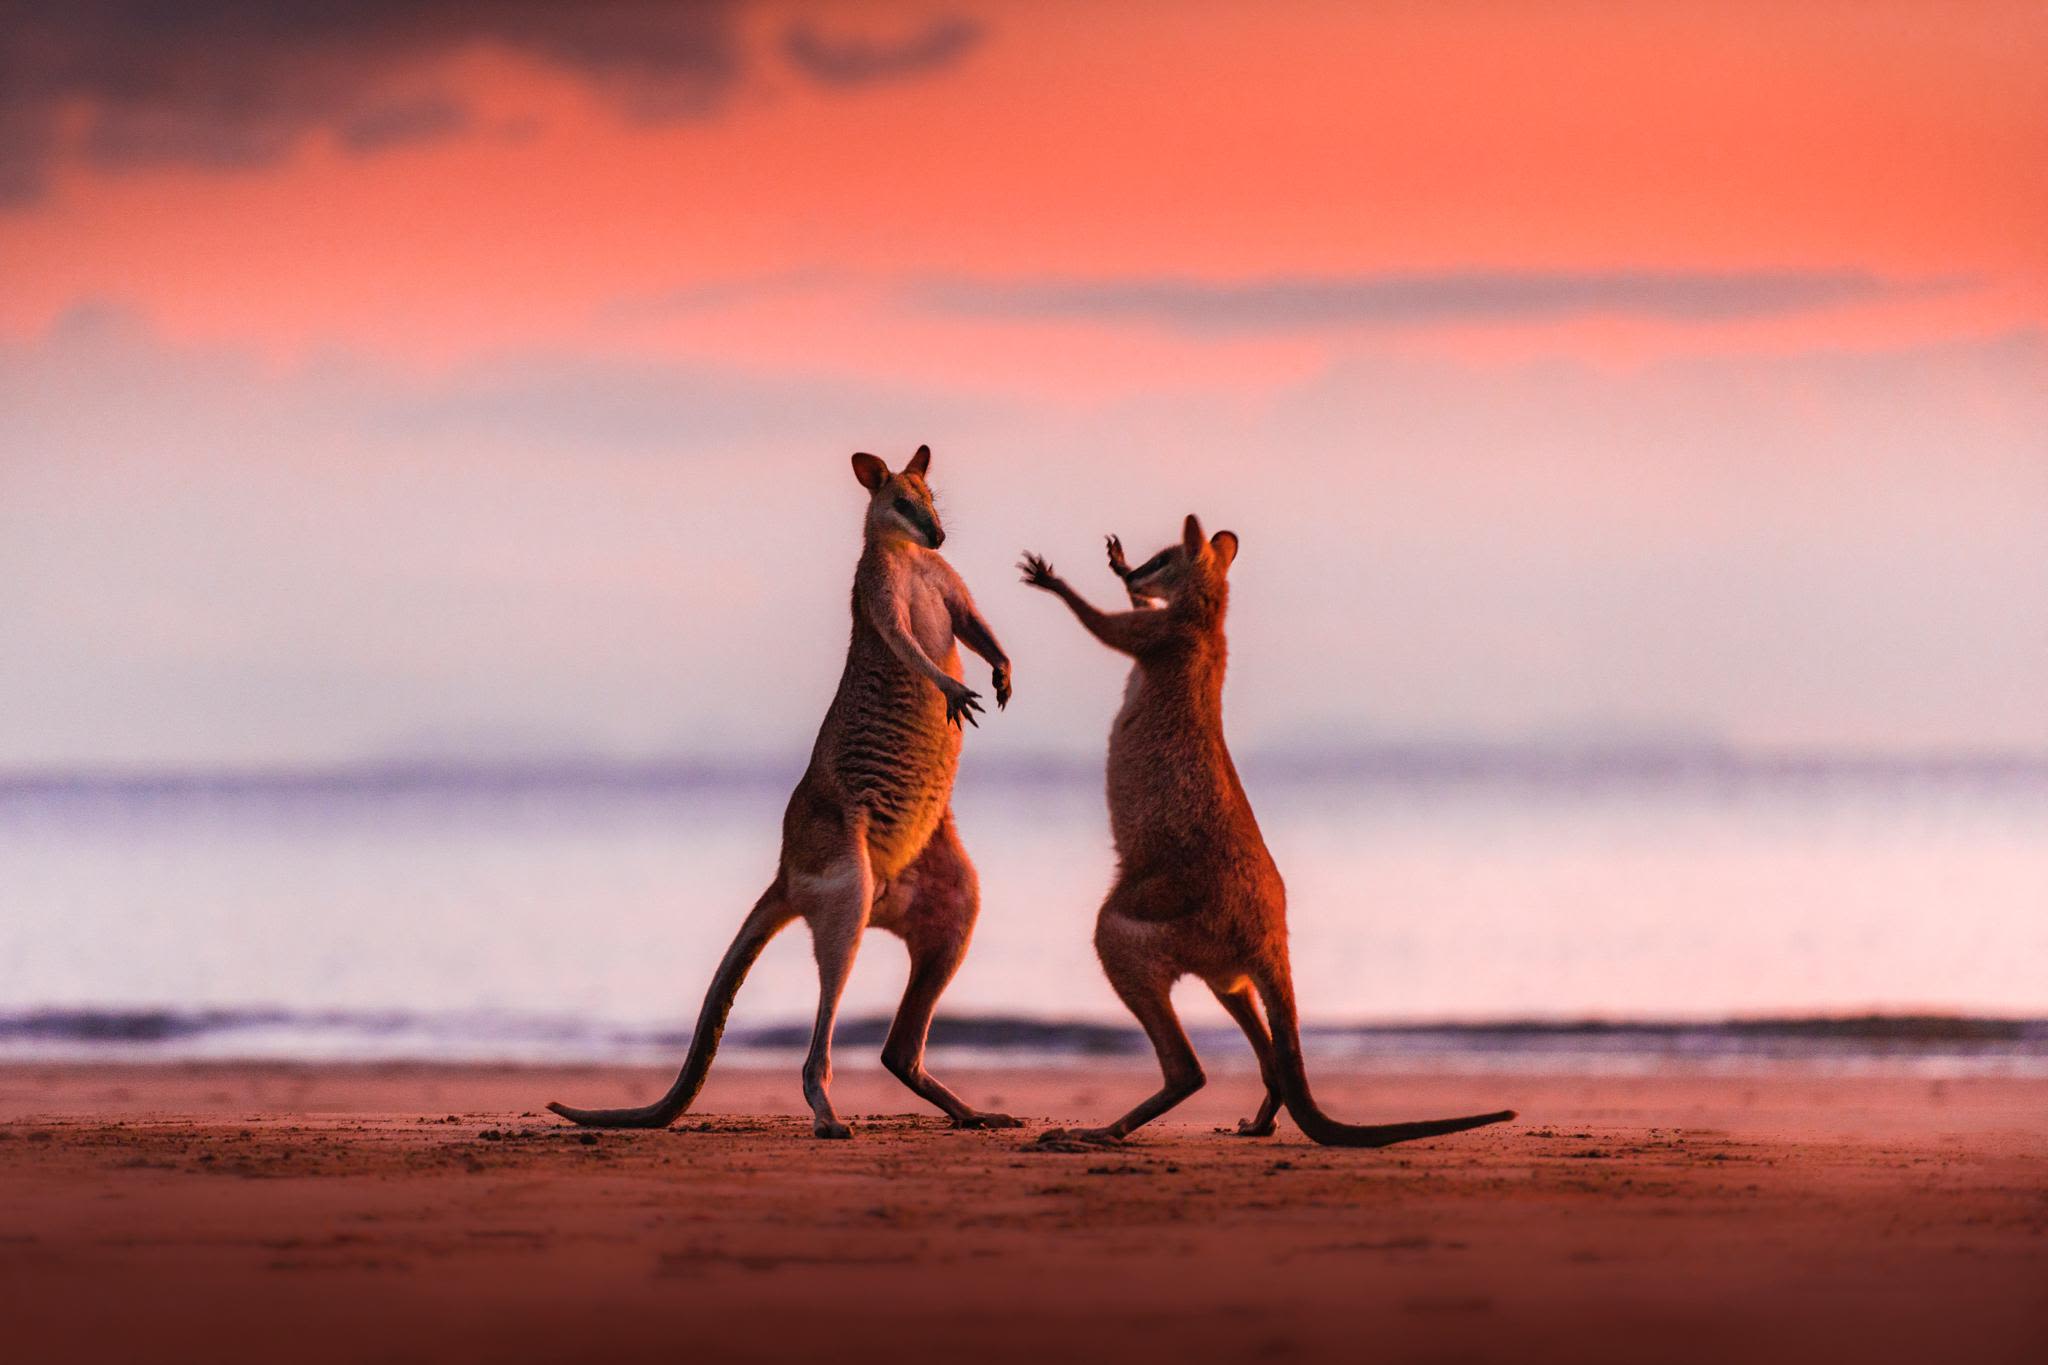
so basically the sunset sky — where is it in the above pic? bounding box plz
[3,0,2044,767]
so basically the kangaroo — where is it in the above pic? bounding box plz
[1019,518,1515,1147]
[550,445,1021,1138]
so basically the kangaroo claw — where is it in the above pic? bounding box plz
[946,686,984,728]
[1106,534,1130,578]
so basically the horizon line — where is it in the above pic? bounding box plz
[5,1004,2042,1043]
[4,741,2047,796]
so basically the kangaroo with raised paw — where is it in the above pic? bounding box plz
[1020,517,1515,1148]
[551,445,1021,1138]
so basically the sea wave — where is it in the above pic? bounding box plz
[3,1007,2042,1076]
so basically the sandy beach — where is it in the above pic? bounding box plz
[1,1061,2041,1364]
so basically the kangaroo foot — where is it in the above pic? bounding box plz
[1228,1116,1277,1137]
[813,1118,853,1140]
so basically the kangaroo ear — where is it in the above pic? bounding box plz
[1210,530,1239,571]
[905,444,931,478]
[851,452,889,491]
[1182,513,1207,558]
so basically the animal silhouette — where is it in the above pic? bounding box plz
[550,446,1019,1138]
[1021,518,1515,1146]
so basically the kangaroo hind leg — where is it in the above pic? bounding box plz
[791,843,874,1139]
[879,815,1021,1129]
[1211,978,1282,1137]
[1040,912,1203,1147]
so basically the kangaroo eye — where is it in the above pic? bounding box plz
[893,497,916,517]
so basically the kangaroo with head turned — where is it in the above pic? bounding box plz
[551,445,1021,1138]
[1020,518,1514,1147]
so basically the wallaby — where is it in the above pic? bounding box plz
[551,445,1021,1138]
[1019,518,1515,1147]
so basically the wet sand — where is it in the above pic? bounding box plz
[1,1062,2042,1364]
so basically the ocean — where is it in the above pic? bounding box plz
[3,752,2044,1074]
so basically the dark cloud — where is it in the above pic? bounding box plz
[782,15,983,86]
[0,1,746,203]
[335,95,472,155]
[916,270,1975,330]
[0,2,985,206]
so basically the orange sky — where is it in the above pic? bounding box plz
[1,1,2044,766]
[2,0,2042,387]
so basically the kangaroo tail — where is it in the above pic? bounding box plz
[548,879,793,1129]
[1254,965,1515,1148]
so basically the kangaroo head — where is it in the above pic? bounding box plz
[851,445,944,549]
[1117,513,1239,607]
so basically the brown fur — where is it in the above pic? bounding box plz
[550,445,1020,1138]
[1021,516,1515,1147]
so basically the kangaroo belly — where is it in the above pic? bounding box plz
[1105,671,1189,861]
[1105,663,1259,882]
[828,634,961,879]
